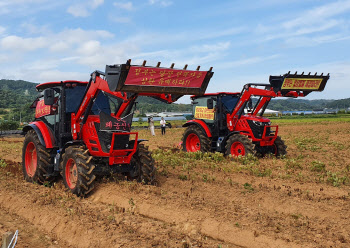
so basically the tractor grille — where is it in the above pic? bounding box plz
[247,120,271,139]
[94,123,130,153]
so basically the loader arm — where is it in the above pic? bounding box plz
[71,60,214,140]
[227,72,330,132]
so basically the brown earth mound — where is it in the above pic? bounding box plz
[1,121,349,247]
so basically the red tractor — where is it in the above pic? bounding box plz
[182,72,329,157]
[22,60,213,196]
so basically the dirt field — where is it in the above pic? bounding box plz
[1,120,350,247]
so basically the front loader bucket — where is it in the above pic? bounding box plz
[269,72,330,96]
[105,60,214,96]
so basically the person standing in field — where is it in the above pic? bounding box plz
[160,117,166,135]
[148,117,155,136]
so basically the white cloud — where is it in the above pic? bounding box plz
[148,0,173,7]
[113,1,133,11]
[36,70,88,82]
[254,0,350,47]
[67,4,90,17]
[77,40,101,56]
[91,0,104,8]
[0,35,47,52]
[0,54,8,63]
[20,22,50,35]
[0,26,6,35]
[189,42,230,53]
[109,16,132,23]
[67,0,105,17]
[283,0,350,29]
[50,41,70,52]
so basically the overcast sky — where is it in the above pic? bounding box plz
[0,0,349,102]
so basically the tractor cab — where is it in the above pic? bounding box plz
[190,93,240,136]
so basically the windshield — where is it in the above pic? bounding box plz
[66,86,86,113]
[65,86,114,115]
[221,95,239,113]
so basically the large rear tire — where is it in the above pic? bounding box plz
[128,144,156,184]
[182,125,211,152]
[62,146,96,197]
[225,134,255,157]
[22,130,55,184]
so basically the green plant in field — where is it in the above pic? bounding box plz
[284,158,303,170]
[0,159,7,168]
[295,137,321,151]
[178,174,188,181]
[310,145,321,151]
[291,213,303,220]
[326,172,348,187]
[243,182,254,192]
[227,178,237,187]
[236,154,258,165]
[108,215,116,222]
[202,174,215,182]
[328,141,346,150]
[311,161,326,172]
[129,198,135,207]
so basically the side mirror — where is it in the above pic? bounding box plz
[44,89,55,106]
[207,98,214,109]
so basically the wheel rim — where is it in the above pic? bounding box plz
[65,158,78,189]
[230,141,246,157]
[186,133,201,152]
[272,144,278,156]
[25,142,37,177]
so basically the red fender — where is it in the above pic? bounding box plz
[23,121,55,148]
[183,120,212,138]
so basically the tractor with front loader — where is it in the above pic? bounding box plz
[22,60,213,196]
[182,72,329,157]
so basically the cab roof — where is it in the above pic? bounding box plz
[36,80,88,91]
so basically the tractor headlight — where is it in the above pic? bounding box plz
[253,121,263,126]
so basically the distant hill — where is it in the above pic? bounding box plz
[0,79,37,108]
[0,79,191,122]
[0,79,349,122]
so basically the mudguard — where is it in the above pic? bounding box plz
[183,120,212,138]
[23,121,56,148]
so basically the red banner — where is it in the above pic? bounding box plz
[124,66,207,88]
[35,100,52,118]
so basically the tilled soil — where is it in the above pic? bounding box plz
[1,121,350,247]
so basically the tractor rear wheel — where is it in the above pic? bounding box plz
[272,136,287,157]
[22,130,55,184]
[182,125,211,152]
[62,146,96,197]
[225,134,255,157]
[128,144,156,184]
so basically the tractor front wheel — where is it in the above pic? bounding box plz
[22,130,55,184]
[62,146,96,197]
[225,134,255,157]
[272,136,287,157]
[182,125,211,152]
[128,144,156,184]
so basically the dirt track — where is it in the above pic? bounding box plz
[1,121,350,247]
